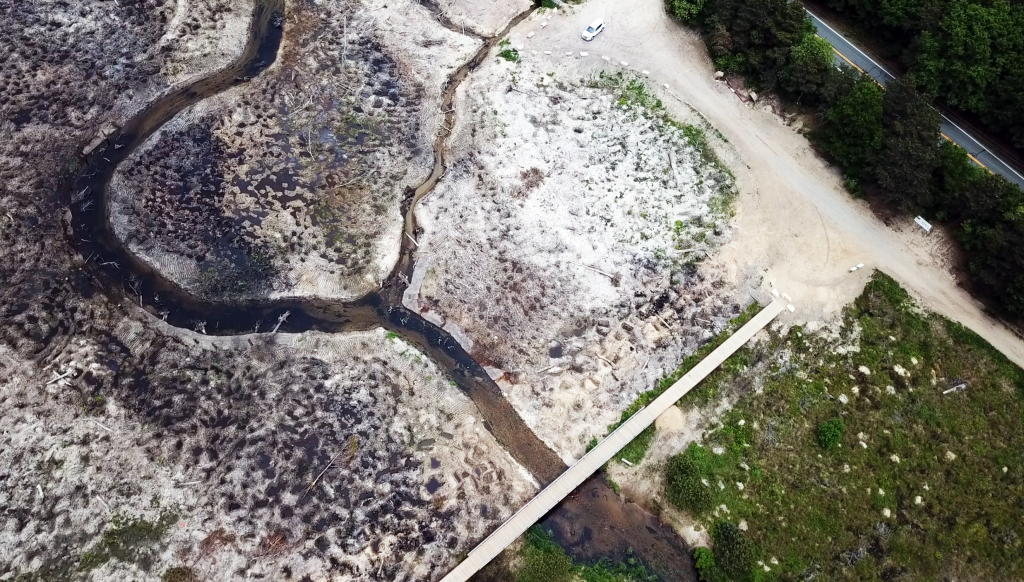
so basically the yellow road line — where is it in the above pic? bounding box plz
[831,45,864,74]
[941,134,991,172]
[825,39,992,173]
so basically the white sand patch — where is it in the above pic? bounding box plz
[409,52,739,461]
[434,0,534,36]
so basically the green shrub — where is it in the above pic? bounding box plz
[518,527,574,582]
[817,418,845,449]
[498,48,520,63]
[666,443,714,512]
[711,521,758,580]
[694,547,727,582]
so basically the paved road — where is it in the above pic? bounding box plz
[439,301,788,582]
[806,9,1024,190]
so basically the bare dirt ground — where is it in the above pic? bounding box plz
[406,35,751,462]
[433,0,533,37]
[0,0,253,202]
[518,0,1024,367]
[0,1,537,580]
[0,322,535,580]
[109,0,480,302]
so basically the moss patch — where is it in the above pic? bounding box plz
[80,514,175,572]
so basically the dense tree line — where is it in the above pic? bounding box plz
[666,0,1024,316]
[826,0,1024,150]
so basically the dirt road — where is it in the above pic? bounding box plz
[507,0,1024,367]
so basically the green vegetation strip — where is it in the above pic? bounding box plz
[590,302,761,465]
[483,526,658,582]
[665,0,1024,317]
[664,273,1024,580]
[80,514,174,571]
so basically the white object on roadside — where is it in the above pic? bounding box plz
[602,55,611,61]
[787,304,795,312]
[580,52,588,57]
[770,289,779,297]
[566,51,573,55]
[642,70,650,76]
[664,83,670,89]
[540,22,547,28]
[850,266,859,272]
[914,216,932,233]
[527,32,535,38]
[782,293,792,301]
[621,458,634,467]
[620,61,628,66]
[544,50,552,54]
[857,263,864,268]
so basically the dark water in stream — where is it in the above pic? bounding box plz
[62,0,696,579]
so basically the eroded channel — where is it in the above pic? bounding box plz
[64,0,696,578]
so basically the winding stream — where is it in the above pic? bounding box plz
[64,1,696,578]
[67,0,565,486]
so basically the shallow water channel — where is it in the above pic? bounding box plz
[65,0,696,578]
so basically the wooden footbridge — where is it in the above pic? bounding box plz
[440,300,788,582]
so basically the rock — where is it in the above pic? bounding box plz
[714,71,725,79]
[621,321,634,331]
[945,450,957,461]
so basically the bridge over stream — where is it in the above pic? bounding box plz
[440,300,789,582]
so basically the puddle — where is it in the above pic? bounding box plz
[426,477,442,494]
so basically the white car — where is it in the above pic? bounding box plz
[582,19,605,41]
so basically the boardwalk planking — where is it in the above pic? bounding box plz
[440,300,788,582]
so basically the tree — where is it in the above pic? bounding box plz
[780,34,841,103]
[933,141,984,216]
[869,78,941,209]
[955,174,1024,315]
[667,0,707,23]
[700,0,814,83]
[817,77,885,177]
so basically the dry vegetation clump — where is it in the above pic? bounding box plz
[0,321,534,580]
[0,0,252,202]
[407,55,743,461]
[108,0,480,302]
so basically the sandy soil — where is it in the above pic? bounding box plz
[407,44,748,462]
[433,0,534,36]
[0,0,253,201]
[513,0,1024,367]
[0,320,535,581]
[108,0,480,303]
